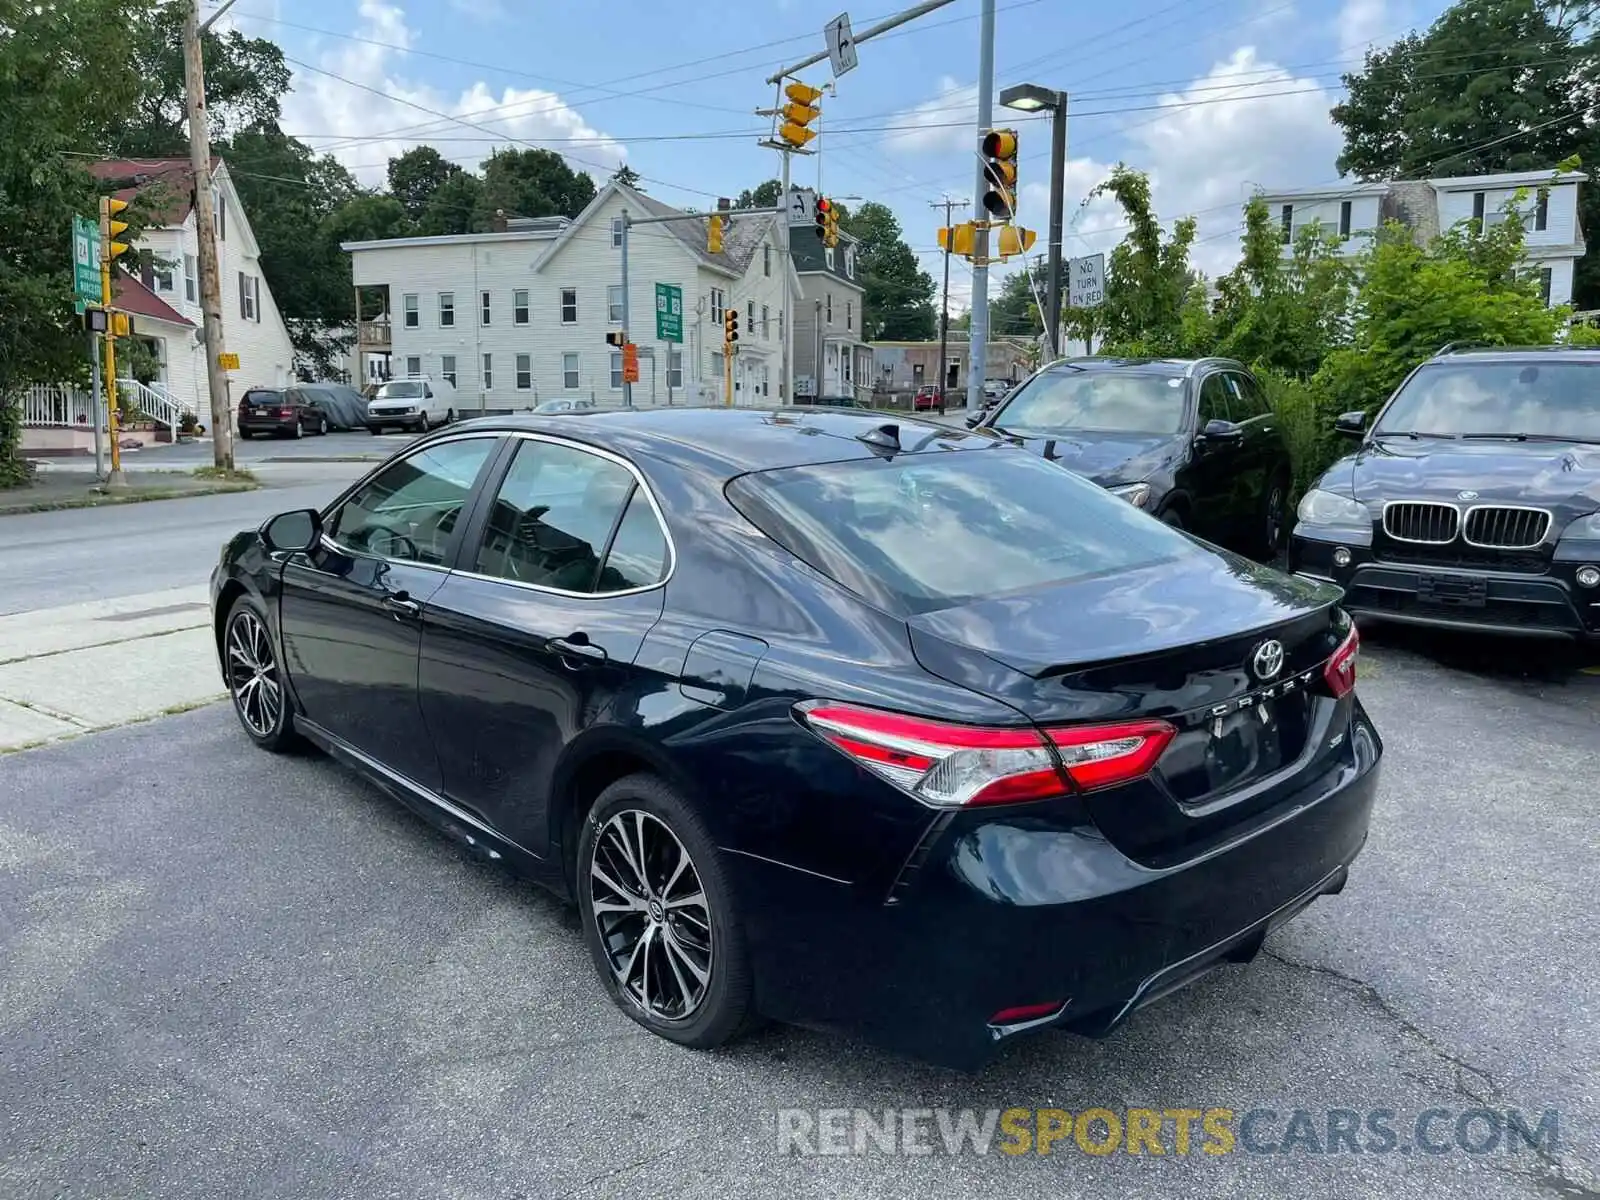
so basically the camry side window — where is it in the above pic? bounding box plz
[474,440,638,592]
[1227,373,1269,420]
[596,491,669,592]
[327,437,495,564]
[1198,375,1233,425]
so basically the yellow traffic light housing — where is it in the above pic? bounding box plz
[996,225,1037,259]
[823,201,841,248]
[778,81,824,149]
[708,214,724,255]
[980,129,1019,220]
[605,331,626,347]
[937,223,977,257]
[724,306,739,346]
[100,196,131,262]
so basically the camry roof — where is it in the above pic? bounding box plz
[446,406,1000,475]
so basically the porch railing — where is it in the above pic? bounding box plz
[119,378,196,431]
[18,384,97,428]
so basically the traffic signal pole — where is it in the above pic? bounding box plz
[620,208,633,408]
[967,0,997,418]
[182,0,235,471]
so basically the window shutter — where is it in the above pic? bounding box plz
[238,272,246,319]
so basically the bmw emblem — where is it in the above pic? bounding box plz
[1252,640,1285,681]
[1457,490,1480,501]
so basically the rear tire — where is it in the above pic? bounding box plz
[317,415,329,436]
[293,419,304,439]
[1258,472,1291,560]
[577,774,756,1050]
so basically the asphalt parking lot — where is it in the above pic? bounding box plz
[2,629,1597,1200]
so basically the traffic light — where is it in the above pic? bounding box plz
[708,213,724,255]
[605,331,626,347]
[996,224,1037,260]
[937,224,977,257]
[723,306,739,347]
[99,196,131,264]
[823,200,841,248]
[980,129,1019,219]
[815,196,830,242]
[778,81,824,149]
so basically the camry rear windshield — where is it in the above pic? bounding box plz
[727,448,1194,614]
[993,369,1185,435]
[1376,361,1600,440]
[378,381,425,399]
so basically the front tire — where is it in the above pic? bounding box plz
[222,596,301,753]
[577,774,755,1049]
[417,412,430,433]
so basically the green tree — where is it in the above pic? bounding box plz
[0,0,146,485]
[736,180,782,209]
[1331,0,1600,306]
[387,147,465,222]
[989,270,1041,337]
[416,171,483,236]
[611,164,645,192]
[840,202,936,340]
[474,148,596,225]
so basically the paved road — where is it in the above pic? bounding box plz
[1,631,1596,1199]
[0,459,372,615]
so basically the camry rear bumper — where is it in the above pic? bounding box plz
[727,700,1383,1070]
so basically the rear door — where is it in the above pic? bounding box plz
[1224,370,1277,521]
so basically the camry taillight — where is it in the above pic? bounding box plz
[797,702,1176,808]
[1323,624,1359,699]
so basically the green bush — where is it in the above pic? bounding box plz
[1254,367,1339,500]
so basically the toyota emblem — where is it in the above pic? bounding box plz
[1252,640,1285,681]
[1457,489,1480,501]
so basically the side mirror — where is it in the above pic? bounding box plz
[261,508,321,554]
[1200,418,1244,441]
[1334,411,1368,437]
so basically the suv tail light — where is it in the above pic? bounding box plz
[797,702,1175,808]
[278,407,294,418]
[1323,624,1359,699]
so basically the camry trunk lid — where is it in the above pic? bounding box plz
[908,555,1352,864]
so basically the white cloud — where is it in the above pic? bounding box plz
[886,76,979,156]
[1337,0,1389,60]
[280,1,625,187]
[448,0,505,18]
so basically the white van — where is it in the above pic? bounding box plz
[367,376,457,434]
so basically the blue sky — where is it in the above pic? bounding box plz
[220,0,1442,307]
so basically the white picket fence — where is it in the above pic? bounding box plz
[16,379,196,431]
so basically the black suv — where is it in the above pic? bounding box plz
[974,356,1294,557]
[1290,346,1600,640]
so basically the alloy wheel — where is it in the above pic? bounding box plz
[226,609,283,739]
[589,809,714,1022]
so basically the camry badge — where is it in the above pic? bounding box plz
[1252,640,1285,681]
[1458,489,1480,501]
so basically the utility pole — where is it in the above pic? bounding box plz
[620,207,632,408]
[779,149,793,404]
[966,0,997,416]
[930,195,968,408]
[182,0,235,471]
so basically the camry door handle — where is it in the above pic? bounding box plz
[384,593,421,619]
[550,635,607,664]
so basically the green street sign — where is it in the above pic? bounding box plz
[72,214,101,306]
[655,282,683,343]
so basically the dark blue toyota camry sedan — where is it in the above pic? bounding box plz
[209,407,1382,1069]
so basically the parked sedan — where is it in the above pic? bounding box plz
[912,384,944,412]
[1290,345,1600,640]
[237,387,327,439]
[210,408,1381,1069]
[975,356,1294,557]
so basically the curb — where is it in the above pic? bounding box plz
[0,481,259,516]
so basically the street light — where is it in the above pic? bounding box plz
[1000,82,1067,358]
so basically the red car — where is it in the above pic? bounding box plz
[912,384,944,412]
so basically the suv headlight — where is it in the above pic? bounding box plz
[1109,482,1151,508]
[1297,489,1369,528]
[1560,512,1600,540]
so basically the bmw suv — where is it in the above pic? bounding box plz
[1290,346,1600,640]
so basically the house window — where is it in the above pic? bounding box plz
[183,254,197,303]
[611,218,624,248]
[403,293,419,328]
[1535,191,1549,232]
[439,292,455,328]
[513,289,529,325]
[762,305,769,338]
[607,285,623,324]
[482,353,492,389]
[845,248,856,278]
[214,189,226,240]
[1472,191,1486,232]
[152,258,174,293]
[1539,267,1553,305]
[825,247,836,269]
[480,290,492,325]
[668,347,682,389]
[826,293,832,324]
[763,245,771,276]
[561,288,577,323]
[710,288,725,320]
[562,352,580,390]
[746,300,754,331]
[609,351,623,389]
[238,272,258,322]
[1279,204,1293,244]
[1339,200,1352,239]
[405,355,421,377]
[846,300,852,331]
[441,354,457,387]
[515,353,532,390]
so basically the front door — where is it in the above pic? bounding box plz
[1187,371,1248,543]
[278,434,501,791]
[418,434,670,853]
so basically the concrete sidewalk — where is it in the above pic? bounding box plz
[0,586,223,752]
[0,469,256,515]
